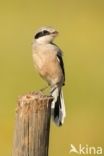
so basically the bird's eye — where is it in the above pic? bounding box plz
[34,30,50,39]
[43,30,50,35]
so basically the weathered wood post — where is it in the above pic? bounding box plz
[12,91,53,156]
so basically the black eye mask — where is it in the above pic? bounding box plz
[34,30,50,39]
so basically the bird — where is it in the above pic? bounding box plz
[32,26,66,126]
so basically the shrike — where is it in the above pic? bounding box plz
[32,26,66,126]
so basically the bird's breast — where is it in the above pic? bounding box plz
[32,45,63,85]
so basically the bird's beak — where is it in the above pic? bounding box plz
[51,31,59,36]
[53,31,58,34]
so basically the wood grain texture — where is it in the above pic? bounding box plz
[12,91,53,156]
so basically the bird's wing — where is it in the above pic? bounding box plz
[57,50,65,85]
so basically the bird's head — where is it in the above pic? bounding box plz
[34,26,58,44]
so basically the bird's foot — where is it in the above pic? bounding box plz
[50,85,57,94]
[40,85,49,92]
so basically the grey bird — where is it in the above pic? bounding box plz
[32,26,66,126]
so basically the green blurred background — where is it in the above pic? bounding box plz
[0,0,104,156]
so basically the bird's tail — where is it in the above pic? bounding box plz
[51,88,66,126]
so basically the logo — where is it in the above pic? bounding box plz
[69,144,103,155]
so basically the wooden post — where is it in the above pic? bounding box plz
[12,91,53,156]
